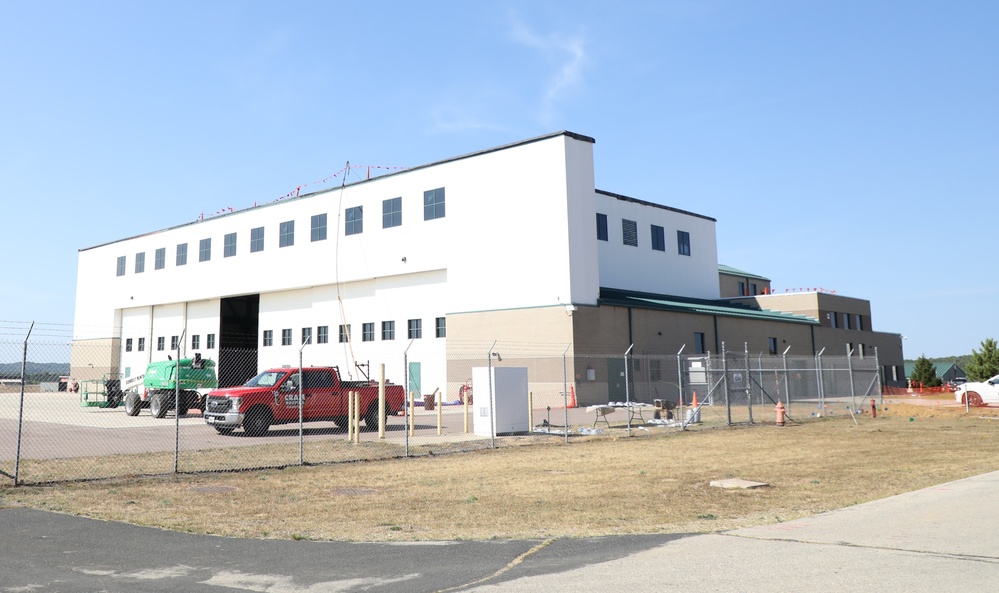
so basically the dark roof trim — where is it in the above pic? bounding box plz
[81,131,597,252]
[718,264,771,282]
[599,287,817,325]
[595,189,716,222]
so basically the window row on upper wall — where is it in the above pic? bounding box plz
[114,187,446,277]
[123,333,216,353]
[261,317,446,347]
[827,311,865,331]
[595,213,691,256]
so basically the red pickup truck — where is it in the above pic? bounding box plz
[203,366,405,436]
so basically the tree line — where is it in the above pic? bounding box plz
[908,339,999,387]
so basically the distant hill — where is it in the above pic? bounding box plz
[0,361,70,380]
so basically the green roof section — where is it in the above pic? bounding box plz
[599,288,817,325]
[903,361,965,380]
[718,264,771,282]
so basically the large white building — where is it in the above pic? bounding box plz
[72,131,904,407]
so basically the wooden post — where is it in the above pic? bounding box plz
[464,394,469,434]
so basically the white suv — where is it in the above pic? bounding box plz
[954,375,999,407]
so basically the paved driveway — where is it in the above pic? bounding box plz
[3,471,998,592]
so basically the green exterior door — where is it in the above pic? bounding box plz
[607,358,626,400]
[408,362,421,397]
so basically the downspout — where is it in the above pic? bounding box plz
[627,307,633,346]
[810,324,816,355]
[713,315,720,353]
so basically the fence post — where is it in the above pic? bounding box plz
[378,364,386,439]
[782,345,792,415]
[846,344,856,411]
[624,344,634,437]
[745,343,753,424]
[676,344,686,426]
[873,347,883,404]
[13,322,34,486]
[815,347,825,415]
[298,334,310,464]
[174,330,186,474]
[562,342,571,444]
[721,342,731,425]
[404,340,413,457]
[487,340,497,449]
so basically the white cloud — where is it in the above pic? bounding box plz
[508,17,587,124]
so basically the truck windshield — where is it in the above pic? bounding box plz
[244,371,286,387]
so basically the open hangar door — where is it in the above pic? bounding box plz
[219,294,259,388]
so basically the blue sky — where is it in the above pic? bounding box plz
[1,1,996,358]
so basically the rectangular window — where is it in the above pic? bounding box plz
[279,221,295,247]
[207,333,215,349]
[383,197,402,228]
[157,337,165,351]
[622,219,638,246]
[224,232,237,257]
[311,213,327,242]
[154,248,165,270]
[302,327,312,345]
[843,313,851,330]
[137,337,145,352]
[281,329,292,346]
[134,252,145,274]
[436,317,446,338]
[262,330,273,347]
[381,320,395,340]
[199,238,211,262]
[176,243,188,266]
[856,315,864,331]
[170,335,179,350]
[651,225,665,251]
[408,319,422,339]
[750,283,758,296]
[338,324,350,343]
[649,358,662,382]
[192,334,200,350]
[317,326,329,344]
[677,230,691,256]
[694,332,706,354]
[125,338,133,352]
[362,322,375,342]
[423,187,445,220]
[250,227,264,252]
[829,312,838,328]
[738,281,746,296]
[116,256,126,277]
[345,206,363,236]
[596,213,608,241]
[768,337,778,355]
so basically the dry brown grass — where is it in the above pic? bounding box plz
[3,400,998,542]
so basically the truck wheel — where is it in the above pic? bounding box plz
[214,426,235,436]
[124,392,142,416]
[243,408,272,436]
[363,404,384,429]
[150,392,170,418]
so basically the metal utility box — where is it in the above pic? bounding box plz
[472,366,529,437]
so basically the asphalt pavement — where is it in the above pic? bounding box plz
[2,470,998,592]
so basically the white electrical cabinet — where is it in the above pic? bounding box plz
[472,366,529,436]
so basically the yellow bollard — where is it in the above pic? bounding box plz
[347,389,355,443]
[435,388,442,435]
[528,391,533,431]
[408,391,415,437]
[353,391,361,444]
[464,394,469,434]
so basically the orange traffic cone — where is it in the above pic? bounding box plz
[569,385,577,408]
[691,391,699,407]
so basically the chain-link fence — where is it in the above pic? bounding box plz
[3,327,888,486]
